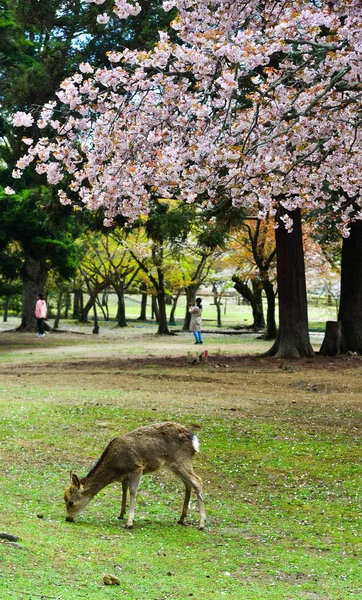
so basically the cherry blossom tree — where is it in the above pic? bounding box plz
[9,0,362,354]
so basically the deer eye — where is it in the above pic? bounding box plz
[68,500,74,507]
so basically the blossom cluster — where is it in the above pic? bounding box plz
[9,0,362,235]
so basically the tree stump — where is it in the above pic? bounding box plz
[320,321,361,356]
[319,321,343,356]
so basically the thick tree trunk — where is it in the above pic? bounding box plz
[320,321,344,355]
[232,275,265,329]
[18,257,48,332]
[321,222,362,354]
[336,221,362,353]
[266,208,314,358]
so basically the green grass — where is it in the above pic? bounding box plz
[1,397,361,599]
[0,332,361,599]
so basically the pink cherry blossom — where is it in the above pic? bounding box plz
[97,13,110,24]
[10,0,362,232]
[79,62,94,74]
[13,111,34,127]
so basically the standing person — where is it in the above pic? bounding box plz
[35,293,47,337]
[189,297,203,344]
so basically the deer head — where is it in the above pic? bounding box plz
[64,471,90,522]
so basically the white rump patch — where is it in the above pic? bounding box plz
[192,435,200,453]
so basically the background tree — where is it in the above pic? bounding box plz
[228,218,277,338]
[0,0,174,330]
[0,187,78,330]
[207,269,232,328]
[85,231,141,328]
[116,200,195,334]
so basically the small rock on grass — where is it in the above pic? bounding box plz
[103,574,121,586]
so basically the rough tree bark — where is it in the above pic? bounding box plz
[18,257,48,331]
[265,207,314,358]
[319,321,344,355]
[320,221,362,355]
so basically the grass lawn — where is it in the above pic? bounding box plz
[0,326,361,599]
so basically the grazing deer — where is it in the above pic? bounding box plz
[64,422,206,529]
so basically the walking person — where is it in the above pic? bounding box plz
[35,293,47,337]
[189,297,203,344]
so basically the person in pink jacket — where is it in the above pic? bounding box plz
[35,293,47,336]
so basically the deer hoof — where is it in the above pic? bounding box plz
[124,523,133,530]
[177,519,186,526]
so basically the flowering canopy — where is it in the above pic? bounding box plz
[10,0,362,235]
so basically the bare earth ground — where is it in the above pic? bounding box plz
[1,328,362,422]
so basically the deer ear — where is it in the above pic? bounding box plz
[70,471,81,489]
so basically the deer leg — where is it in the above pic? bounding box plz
[177,482,191,526]
[117,477,129,520]
[125,470,143,529]
[171,464,206,530]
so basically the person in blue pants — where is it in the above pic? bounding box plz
[189,298,203,344]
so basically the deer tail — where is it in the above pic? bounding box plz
[191,434,200,453]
